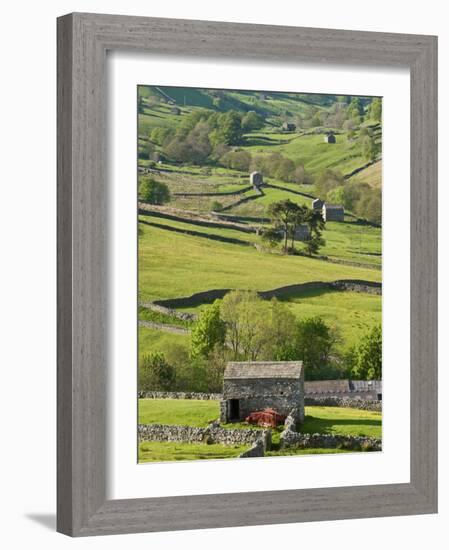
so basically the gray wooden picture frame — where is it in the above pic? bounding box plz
[57,12,438,537]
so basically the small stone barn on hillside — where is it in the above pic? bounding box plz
[220,361,304,424]
[312,198,324,210]
[250,171,263,188]
[282,122,296,132]
[323,203,345,222]
[324,132,336,143]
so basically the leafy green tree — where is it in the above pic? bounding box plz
[267,199,303,253]
[150,126,174,146]
[139,352,176,391]
[241,111,264,131]
[210,111,243,145]
[361,135,380,161]
[190,302,226,358]
[138,177,171,205]
[347,97,365,118]
[267,299,297,359]
[290,317,336,379]
[220,150,252,172]
[369,98,382,122]
[261,227,283,248]
[220,290,271,361]
[314,169,345,200]
[349,325,382,380]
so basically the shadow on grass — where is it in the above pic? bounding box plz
[301,415,381,435]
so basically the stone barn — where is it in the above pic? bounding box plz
[282,122,296,132]
[250,171,263,188]
[220,361,304,424]
[312,198,324,210]
[324,132,336,143]
[323,203,345,222]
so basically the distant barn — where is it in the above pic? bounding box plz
[324,132,336,143]
[282,122,296,132]
[312,198,324,210]
[293,224,310,241]
[250,171,263,188]
[323,203,344,222]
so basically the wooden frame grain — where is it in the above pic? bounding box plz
[57,12,438,536]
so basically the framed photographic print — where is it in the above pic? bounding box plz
[57,13,437,536]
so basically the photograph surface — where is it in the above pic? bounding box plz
[137,86,382,463]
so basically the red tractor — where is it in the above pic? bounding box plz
[245,408,286,428]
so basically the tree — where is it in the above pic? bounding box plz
[369,98,382,122]
[349,325,382,380]
[290,317,336,379]
[138,177,171,205]
[347,97,365,118]
[190,302,226,358]
[302,207,325,256]
[260,227,283,248]
[139,352,176,391]
[267,199,303,253]
[241,111,264,131]
[220,150,252,172]
[210,111,243,146]
[211,200,224,212]
[267,299,297,360]
[360,135,380,161]
[314,169,345,200]
[220,290,271,361]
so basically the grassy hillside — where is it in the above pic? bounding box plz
[137,86,382,397]
[138,222,381,303]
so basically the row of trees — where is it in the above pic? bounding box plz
[288,96,381,132]
[147,108,313,184]
[148,109,265,166]
[139,290,382,393]
[189,291,341,382]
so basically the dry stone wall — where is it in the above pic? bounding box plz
[138,423,270,448]
[153,279,381,309]
[280,430,381,451]
[138,391,222,400]
[304,396,382,411]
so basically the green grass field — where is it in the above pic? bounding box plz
[139,398,219,426]
[139,441,249,462]
[280,288,381,351]
[138,326,189,358]
[138,223,381,303]
[138,399,382,439]
[301,406,381,438]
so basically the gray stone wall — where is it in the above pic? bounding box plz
[304,396,382,412]
[280,430,381,451]
[153,279,381,309]
[138,391,222,400]
[138,423,269,448]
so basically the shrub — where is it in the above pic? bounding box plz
[139,177,170,205]
[139,353,176,391]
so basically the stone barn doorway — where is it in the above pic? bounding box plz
[228,399,240,421]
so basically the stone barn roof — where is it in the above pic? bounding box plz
[224,361,303,380]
